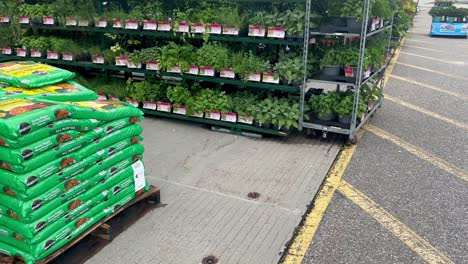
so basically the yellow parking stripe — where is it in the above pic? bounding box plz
[365,124,468,183]
[396,62,468,81]
[282,141,358,264]
[404,45,468,57]
[384,95,468,130]
[399,52,465,65]
[338,181,455,264]
[389,75,468,101]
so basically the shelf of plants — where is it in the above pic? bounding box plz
[0,0,415,139]
[298,0,416,141]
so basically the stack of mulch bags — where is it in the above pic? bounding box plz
[0,61,149,264]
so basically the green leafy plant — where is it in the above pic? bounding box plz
[159,42,196,72]
[340,0,365,21]
[320,48,340,68]
[309,92,341,117]
[196,43,229,71]
[213,5,243,28]
[232,51,271,78]
[274,52,304,84]
[126,78,168,102]
[167,84,192,106]
[18,4,55,18]
[333,93,367,118]
[230,91,259,116]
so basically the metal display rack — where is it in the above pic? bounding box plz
[300,0,393,142]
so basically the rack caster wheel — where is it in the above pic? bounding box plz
[349,134,360,144]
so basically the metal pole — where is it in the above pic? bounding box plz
[350,0,371,140]
[299,0,312,131]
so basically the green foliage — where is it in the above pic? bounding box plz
[320,48,340,68]
[333,93,366,118]
[186,88,229,114]
[232,51,271,76]
[137,47,161,63]
[230,91,259,116]
[340,0,365,21]
[372,0,393,19]
[196,43,229,70]
[256,96,309,130]
[159,42,196,72]
[309,92,341,116]
[18,4,55,17]
[274,52,304,84]
[167,84,192,106]
[75,76,127,98]
[126,78,168,102]
[212,5,243,28]
[338,47,371,69]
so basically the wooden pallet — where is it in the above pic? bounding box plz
[0,185,160,264]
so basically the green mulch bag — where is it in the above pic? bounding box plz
[0,136,142,200]
[0,98,73,140]
[66,100,143,121]
[0,61,75,88]
[0,144,144,222]
[0,131,81,165]
[0,179,143,264]
[0,81,97,102]
[0,118,99,148]
[0,120,142,173]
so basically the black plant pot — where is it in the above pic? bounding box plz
[317,112,337,121]
[323,65,341,76]
[338,115,352,124]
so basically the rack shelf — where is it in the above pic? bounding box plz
[141,109,289,137]
[0,56,299,93]
[16,25,303,46]
[309,24,392,38]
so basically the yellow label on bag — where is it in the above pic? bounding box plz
[0,63,55,78]
[2,82,81,95]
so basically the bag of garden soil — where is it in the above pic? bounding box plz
[0,81,98,102]
[0,61,75,88]
[66,100,143,121]
[0,118,99,148]
[0,121,142,174]
[0,144,144,222]
[0,98,73,139]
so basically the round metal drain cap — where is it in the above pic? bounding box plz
[247,192,260,200]
[202,255,218,264]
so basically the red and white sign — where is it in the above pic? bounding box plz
[16,48,27,57]
[47,50,59,60]
[0,16,10,23]
[43,16,54,25]
[78,19,89,27]
[146,61,160,71]
[192,112,204,118]
[92,55,104,64]
[108,95,120,101]
[158,21,171,31]
[262,72,280,84]
[246,72,261,82]
[157,102,172,112]
[223,26,239,35]
[126,98,139,107]
[143,20,157,30]
[344,66,355,77]
[220,68,235,79]
[221,112,237,123]
[208,24,222,34]
[66,17,77,26]
[167,65,181,73]
[173,105,186,115]
[267,27,286,39]
[31,49,42,58]
[199,66,215,77]
[125,20,138,29]
[238,114,254,125]
[191,23,205,33]
[19,16,29,24]
[96,18,107,28]
[143,102,157,110]
[98,94,107,100]
[175,22,189,33]
[248,26,266,37]
[62,52,73,61]
[112,19,122,28]
[127,61,141,69]
[205,111,221,120]
[1,47,12,55]
[115,56,128,66]
[186,65,199,75]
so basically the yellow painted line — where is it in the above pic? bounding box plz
[365,124,468,183]
[399,52,465,65]
[282,134,361,264]
[338,181,455,264]
[383,37,405,86]
[404,44,468,57]
[389,74,468,101]
[405,39,436,44]
[396,62,468,81]
[384,94,468,131]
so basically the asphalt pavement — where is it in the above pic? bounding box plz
[301,2,468,264]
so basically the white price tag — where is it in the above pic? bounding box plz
[176,22,189,33]
[47,51,58,60]
[16,49,26,57]
[66,18,77,26]
[143,21,157,30]
[78,19,89,27]
[191,23,205,33]
[187,65,199,75]
[31,50,41,58]
[220,68,235,79]
[62,52,73,61]
[125,20,138,29]
[158,22,171,31]
[92,56,104,64]
[19,16,29,24]
[192,112,203,118]
[200,66,214,76]
[205,111,221,120]
[146,61,159,71]
[132,160,146,192]
[127,61,141,68]
[262,73,280,84]
[97,19,107,28]
[247,72,261,82]
[168,65,181,73]
[113,19,122,28]
[98,94,107,100]
[143,102,157,110]
[115,57,127,66]
[173,106,186,115]
[157,102,171,112]
[2,47,12,55]
[248,26,266,37]
[238,115,254,125]
[108,95,120,101]
[208,24,222,34]
[267,27,285,39]
[0,16,10,23]
[223,26,239,35]
[221,113,237,123]
[43,16,54,25]
[126,99,139,107]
